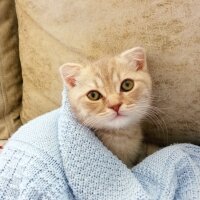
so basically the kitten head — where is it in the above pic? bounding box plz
[60,47,152,130]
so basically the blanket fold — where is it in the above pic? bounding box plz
[0,88,200,200]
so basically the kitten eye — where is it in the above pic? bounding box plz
[87,90,102,101]
[120,79,134,92]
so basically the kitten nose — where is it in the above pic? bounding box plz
[109,103,122,113]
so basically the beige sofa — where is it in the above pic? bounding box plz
[0,0,200,147]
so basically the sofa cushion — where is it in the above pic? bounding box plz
[16,0,200,145]
[0,0,22,139]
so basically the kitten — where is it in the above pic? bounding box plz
[60,47,154,168]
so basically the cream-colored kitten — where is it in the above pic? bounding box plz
[60,47,154,168]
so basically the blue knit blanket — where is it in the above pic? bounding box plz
[0,89,200,200]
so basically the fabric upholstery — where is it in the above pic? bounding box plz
[0,0,22,139]
[16,0,200,145]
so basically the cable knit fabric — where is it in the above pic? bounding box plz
[0,88,200,200]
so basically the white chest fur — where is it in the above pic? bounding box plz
[96,125,143,168]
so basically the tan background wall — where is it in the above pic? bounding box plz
[16,0,200,145]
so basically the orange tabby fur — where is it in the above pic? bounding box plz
[60,47,152,168]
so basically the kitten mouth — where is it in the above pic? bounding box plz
[113,113,126,119]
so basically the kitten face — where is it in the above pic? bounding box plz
[60,47,152,130]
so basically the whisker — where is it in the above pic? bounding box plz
[134,109,167,138]
[128,102,169,143]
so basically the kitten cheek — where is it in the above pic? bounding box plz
[119,104,133,113]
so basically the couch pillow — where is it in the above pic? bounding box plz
[0,0,22,139]
[16,0,200,145]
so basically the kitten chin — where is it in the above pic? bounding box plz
[60,47,154,168]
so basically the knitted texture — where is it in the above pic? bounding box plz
[0,88,200,199]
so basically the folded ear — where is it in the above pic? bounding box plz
[59,63,82,88]
[119,47,146,71]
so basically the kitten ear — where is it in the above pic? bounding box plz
[119,47,146,71]
[59,63,82,88]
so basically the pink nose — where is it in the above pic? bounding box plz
[109,103,122,113]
